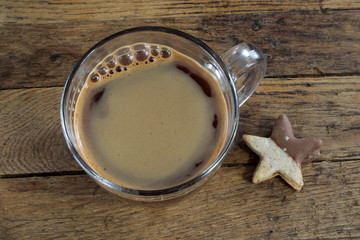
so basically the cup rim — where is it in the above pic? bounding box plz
[60,26,239,199]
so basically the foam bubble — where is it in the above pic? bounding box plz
[116,66,122,72]
[135,50,149,61]
[151,45,160,56]
[116,47,134,65]
[88,43,174,84]
[98,65,108,75]
[160,47,172,58]
[90,73,100,82]
[119,54,133,65]
[133,44,150,61]
[105,56,117,68]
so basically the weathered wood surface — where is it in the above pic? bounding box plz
[1,0,320,24]
[0,87,80,175]
[322,0,360,10]
[1,76,359,175]
[1,9,360,89]
[1,160,359,239]
[2,0,359,24]
[1,0,360,239]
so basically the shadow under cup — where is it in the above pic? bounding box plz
[61,27,239,201]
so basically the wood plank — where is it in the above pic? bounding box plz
[1,160,359,239]
[323,0,360,10]
[4,0,360,24]
[0,76,359,175]
[1,0,320,25]
[233,76,360,164]
[0,87,81,175]
[1,10,359,89]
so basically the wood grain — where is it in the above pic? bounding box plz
[2,0,359,25]
[0,87,81,175]
[1,10,359,89]
[1,160,359,239]
[1,76,359,175]
[1,0,321,25]
[1,1,360,239]
[322,0,360,10]
[234,76,360,164]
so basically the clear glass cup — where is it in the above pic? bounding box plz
[60,26,266,201]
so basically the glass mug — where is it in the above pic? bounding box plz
[61,27,266,201]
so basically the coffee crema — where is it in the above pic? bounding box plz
[74,43,228,190]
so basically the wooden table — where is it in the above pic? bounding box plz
[1,1,360,239]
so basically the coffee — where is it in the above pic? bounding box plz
[74,43,228,190]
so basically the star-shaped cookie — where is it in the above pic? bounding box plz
[243,114,323,191]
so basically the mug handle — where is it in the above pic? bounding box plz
[221,43,267,107]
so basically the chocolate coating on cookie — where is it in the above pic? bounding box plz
[270,114,323,164]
